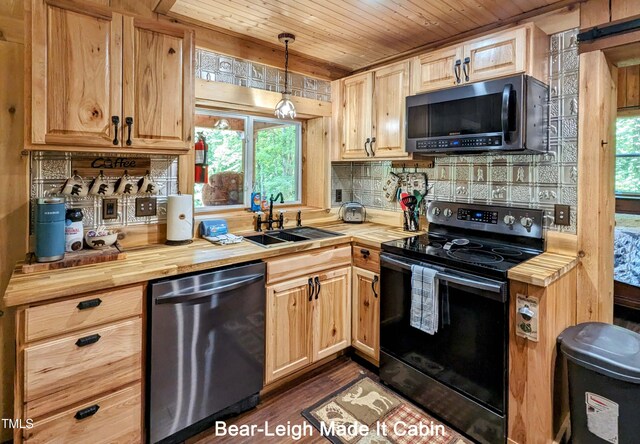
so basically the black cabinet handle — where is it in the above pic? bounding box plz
[463,57,470,82]
[370,137,376,156]
[372,275,379,298]
[77,298,102,310]
[308,277,315,302]
[75,333,101,347]
[454,60,462,84]
[360,248,370,258]
[112,116,120,145]
[364,138,371,157]
[125,117,133,146]
[74,404,100,420]
[314,276,320,300]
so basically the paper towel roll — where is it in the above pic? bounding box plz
[167,194,193,243]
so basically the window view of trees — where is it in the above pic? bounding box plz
[616,117,640,195]
[193,112,300,208]
[255,124,298,202]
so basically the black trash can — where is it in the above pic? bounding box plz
[558,322,640,444]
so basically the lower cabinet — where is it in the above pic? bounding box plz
[351,267,380,361]
[14,285,144,444]
[265,266,351,384]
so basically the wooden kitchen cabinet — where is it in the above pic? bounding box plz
[29,0,194,153]
[13,284,144,444]
[339,61,410,160]
[411,24,548,94]
[265,247,352,385]
[351,267,380,361]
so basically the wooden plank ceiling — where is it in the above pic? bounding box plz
[166,0,570,72]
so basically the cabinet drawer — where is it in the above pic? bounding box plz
[24,383,141,444]
[266,245,351,284]
[24,285,143,342]
[352,245,380,272]
[24,318,142,418]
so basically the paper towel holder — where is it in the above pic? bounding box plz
[165,192,194,246]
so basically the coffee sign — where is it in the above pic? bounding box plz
[71,156,151,177]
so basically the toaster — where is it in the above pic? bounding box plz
[342,202,366,224]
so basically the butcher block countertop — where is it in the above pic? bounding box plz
[3,223,418,307]
[508,252,579,287]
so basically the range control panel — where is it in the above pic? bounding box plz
[416,136,503,150]
[427,200,544,239]
[457,208,499,224]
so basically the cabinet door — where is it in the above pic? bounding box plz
[265,276,313,384]
[31,1,122,147]
[122,17,194,151]
[312,267,351,361]
[341,72,373,160]
[352,267,380,361]
[372,62,410,158]
[463,27,527,83]
[411,46,463,94]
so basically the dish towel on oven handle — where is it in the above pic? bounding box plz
[410,264,439,334]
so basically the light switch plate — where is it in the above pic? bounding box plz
[516,293,539,342]
[135,197,157,217]
[554,204,571,226]
[102,198,118,220]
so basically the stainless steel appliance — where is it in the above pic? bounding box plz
[406,74,548,154]
[342,202,366,223]
[379,201,544,444]
[148,262,266,444]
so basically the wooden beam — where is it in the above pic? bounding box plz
[195,79,331,118]
[576,50,616,323]
[580,0,611,30]
[153,0,177,15]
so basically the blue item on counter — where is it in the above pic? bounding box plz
[200,219,228,237]
[35,197,66,262]
[250,192,262,212]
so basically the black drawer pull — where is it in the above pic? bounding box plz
[74,404,100,420]
[77,298,102,310]
[372,275,379,298]
[75,334,101,347]
[308,277,315,302]
[112,116,120,145]
[125,117,133,146]
[314,276,321,300]
[360,248,370,258]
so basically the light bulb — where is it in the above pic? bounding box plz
[274,93,296,119]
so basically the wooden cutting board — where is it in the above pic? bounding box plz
[21,246,126,274]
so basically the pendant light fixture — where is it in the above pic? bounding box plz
[275,33,296,119]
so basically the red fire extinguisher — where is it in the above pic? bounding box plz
[194,132,208,184]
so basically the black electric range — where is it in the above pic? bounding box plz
[379,200,545,444]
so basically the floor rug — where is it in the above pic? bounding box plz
[302,376,472,444]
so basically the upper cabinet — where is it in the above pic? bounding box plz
[338,61,410,161]
[29,0,194,153]
[412,24,548,94]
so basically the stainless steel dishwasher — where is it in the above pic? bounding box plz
[148,262,266,444]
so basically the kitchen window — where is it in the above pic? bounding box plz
[193,109,302,210]
[615,116,640,196]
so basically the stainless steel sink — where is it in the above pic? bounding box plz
[244,226,344,247]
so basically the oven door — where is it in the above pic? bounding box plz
[406,75,524,154]
[380,253,508,415]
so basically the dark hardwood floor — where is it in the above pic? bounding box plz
[188,357,376,444]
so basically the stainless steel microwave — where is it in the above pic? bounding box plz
[405,74,548,155]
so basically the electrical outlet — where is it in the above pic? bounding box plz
[554,204,571,226]
[102,198,118,220]
[135,197,157,217]
[335,189,342,203]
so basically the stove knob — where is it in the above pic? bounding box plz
[503,215,516,226]
[520,217,534,228]
[431,207,441,216]
[443,208,453,218]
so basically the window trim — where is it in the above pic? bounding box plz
[193,109,302,213]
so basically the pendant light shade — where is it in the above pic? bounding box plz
[275,33,296,119]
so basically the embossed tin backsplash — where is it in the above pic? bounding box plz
[195,48,332,102]
[30,151,178,231]
[331,28,579,234]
